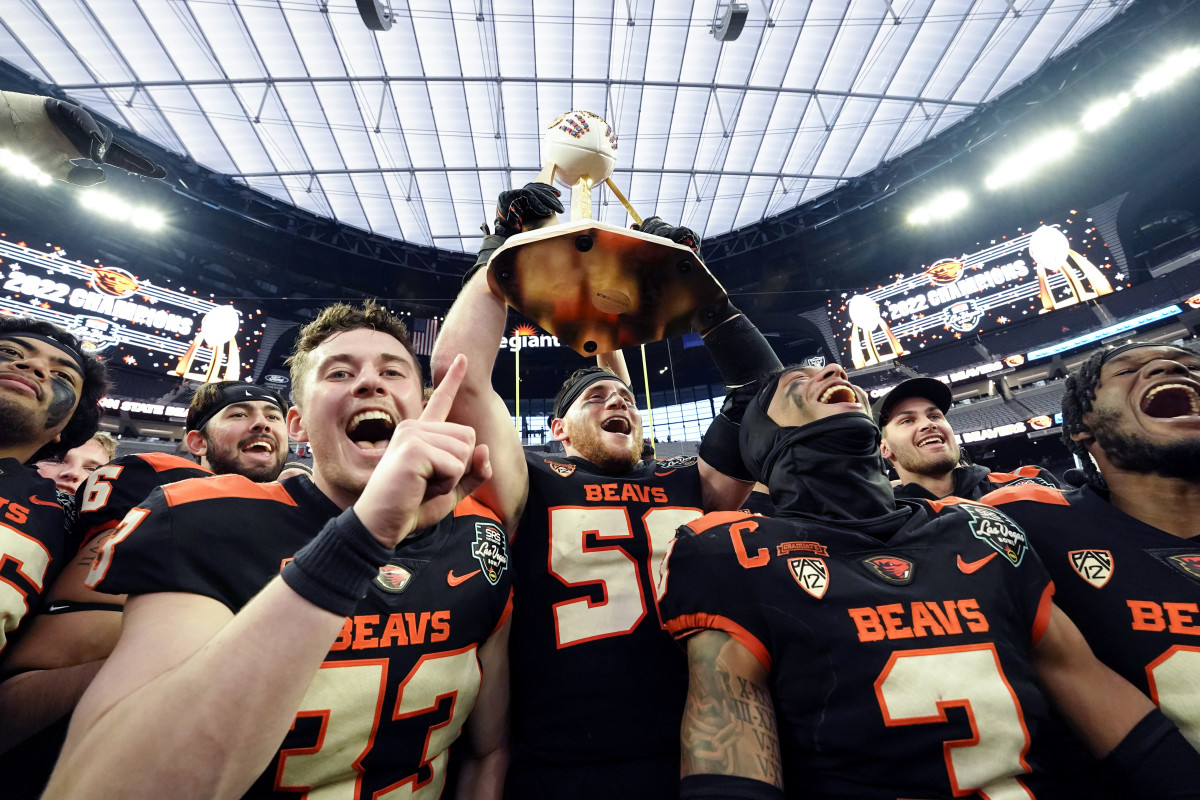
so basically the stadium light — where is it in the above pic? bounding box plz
[0,148,52,186]
[1133,47,1200,98]
[1080,93,1131,131]
[78,190,164,231]
[985,130,1077,190]
[907,190,970,225]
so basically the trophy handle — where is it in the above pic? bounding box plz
[604,178,643,227]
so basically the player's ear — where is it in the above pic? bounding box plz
[549,417,568,444]
[184,429,207,458]
[879,438,894,462]
[286,406,310,444]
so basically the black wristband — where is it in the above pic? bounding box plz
[281,508,394,617]
[680,774,785,800]
[699,413,754,482]
[464,232,509,286]
[703,314,783,388]
[1103,708,1200,799]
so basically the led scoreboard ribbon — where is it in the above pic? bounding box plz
[829,215,1128,369]
[0,237,257,379]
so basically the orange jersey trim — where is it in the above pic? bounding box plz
[454,494,501,524]
[981,483,1070,508]
[1031,581,1056,646]
[686,510,754,535]
[134,452,214,474]
[922,495,987,514]
[986,465,1046,483]
[162,475,297,508]
[665,612,772,671]
[492,590,514,636]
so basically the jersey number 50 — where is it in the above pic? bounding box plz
[548,506,702,648]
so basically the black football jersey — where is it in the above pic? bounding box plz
[0,457,72,653]
[658,499,1074,799]
[76,452,212,544]
[509,452,707,767]
[984,482,1200,749]
[91,474,512,799]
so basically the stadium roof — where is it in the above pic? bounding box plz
[1,0,1130,252]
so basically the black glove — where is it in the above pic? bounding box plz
[0,91,166,186]
[465,183,564,285]
[719,380,763,425]
[494,182,564,237]
[632,216,701,252]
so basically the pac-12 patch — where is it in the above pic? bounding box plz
[862,555,914,585]
[789,557,829,599]
[961,505,1027,566]
[1068,549,1113,588]
[545,460,576,477]
[472,522,509,585]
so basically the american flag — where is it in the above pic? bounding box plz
[409,317,440,356]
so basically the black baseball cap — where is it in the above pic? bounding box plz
[872,377,952,427]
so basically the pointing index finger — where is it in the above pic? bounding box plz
[422,353,466,423]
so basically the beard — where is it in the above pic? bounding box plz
[566,417,642,474]
[0,396,42,452]
[890,439,960,479]
[204,431,287,482]
[1088,408,1200,482]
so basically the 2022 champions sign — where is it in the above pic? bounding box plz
[829,214,1129,369]
[0,236,262,381]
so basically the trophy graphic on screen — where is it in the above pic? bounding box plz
[486,110,728,355]
[846,294,906,369]
[172,305,241,382]
[1026,225,1113,312]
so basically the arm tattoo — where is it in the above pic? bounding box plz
[682,631,783,788]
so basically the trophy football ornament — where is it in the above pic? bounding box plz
[486,110,728,356]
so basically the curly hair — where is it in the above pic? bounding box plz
[286,300,418,406]
[0,316,111,462]
[1061,341,1200,489]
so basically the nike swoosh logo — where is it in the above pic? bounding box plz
[655,470,676,477]
[957,552,998,574]
[28,495,60,508]
[447,569,481,587]
[47,604,69,612]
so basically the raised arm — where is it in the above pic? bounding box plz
[431,184,562,531]
[432,271,528,531]
[681,630,784,798]
[1033,603,1200,797]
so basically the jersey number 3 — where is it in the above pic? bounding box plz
[876,644,1035,800]
[549,506,701,648]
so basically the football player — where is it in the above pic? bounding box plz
[34,432,117,494]
[43,301,510,800]
[983,341,1200,749]
[875,376,1059,500]
[658,363,1199,799]
[431,185,780,800]
[183,381,290,482]
[0,382,289,788]
[0,315,108,653]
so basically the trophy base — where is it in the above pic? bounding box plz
[487,220,727,356]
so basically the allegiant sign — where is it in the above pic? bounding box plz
[498,324,562,351]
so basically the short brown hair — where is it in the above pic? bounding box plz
[286,300,419,406]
